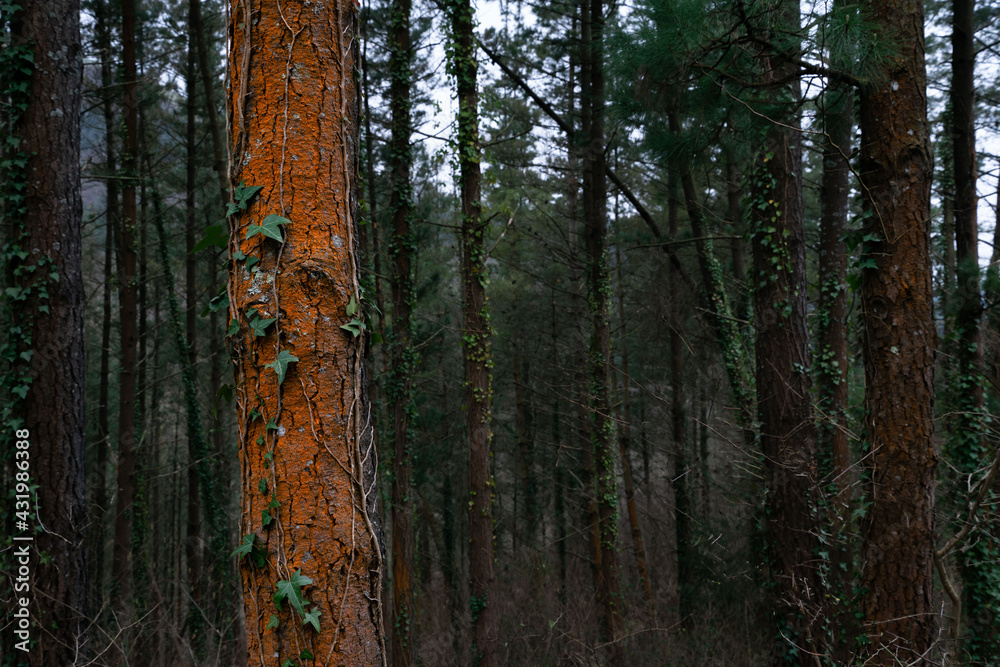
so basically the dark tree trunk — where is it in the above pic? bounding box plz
[189,0,227,199]
[13,0,89,661]
[668,170,691,625]
[948,0,998,657]
[726,159,747,312]
[858,0,937,662]
[748,5,821,657]
[445,0,498,663]
[816,15,855,661]
[613,248,651,606]
[388,0,416,658]
[513,341,537,542]
[581,0,624,649]
[184,24,204,652]
[112,0,140,652]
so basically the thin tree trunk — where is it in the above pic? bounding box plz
[613,247,652,606]
[112,0,140,654]
[228,0,385,662]
[668,169,691,625]
[388,0,416,657]
[93,0,117,611]
[184,24,205,653]
[513,341,537,543]
[816,15,854,660]
[581,0,624,650]
[444,0,498,661]
[948,0,998,656]
[726,159,746,312]
[13,0,88,660]
[668,114,755,446]
[858,0,937,661]
[190,0,227,199]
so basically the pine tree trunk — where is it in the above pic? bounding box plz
[948,0,998,656]
[184,27,205,652]
[227,0,385,662]
[189,0,227,199]
[749,5,821,655]
[858,0,937,661]
[388,0,416,658]
[816,14,854,659]
[112,0,140,653]
[444,0,498,661]
[581,0,624,650]
[13,0,89,660]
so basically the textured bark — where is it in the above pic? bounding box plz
[581,0,624,649]
[111,0,140,650]
[388,0,415,659]
[748,6,821,657]
[858,0,937,661]
[816,23,854,661]
[228,1,385,664]
[445,0,498,661]
[14,0,89,661]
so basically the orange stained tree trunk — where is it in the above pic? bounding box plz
[227,2,385,665]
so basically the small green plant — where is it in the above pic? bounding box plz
[232,533,267,568]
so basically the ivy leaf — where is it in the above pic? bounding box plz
[302,608,321,632]
[266,614,279,631]
[265,349,299,384]
[339,318,366,338]
[258,478,268,494]
[249,315,277,338]
[274,570,313,617]
[262,508,274,527]
[232,181,263,211]
[233,533,269,567]
[203,291,229,317]
[300,650,315,661]
[193,224,228,252]
[232,533,255,560]
[346,295,359,316]
[227,319,240,336]
[246,214,291,242]
[280,660,296,667]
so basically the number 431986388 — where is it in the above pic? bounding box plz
[14,428,31,528]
